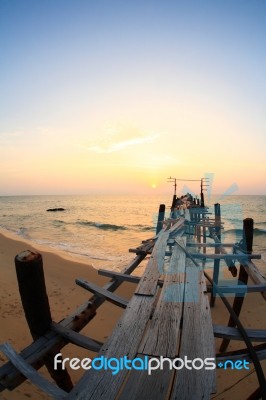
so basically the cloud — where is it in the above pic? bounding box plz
[85,128,160,154]
[88,134,159,154]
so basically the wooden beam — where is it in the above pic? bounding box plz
[51,323,103,352]
[75,279,128,308]
[207,284,266,294]
[190,253,261,260]
[216,343,266,362]
[213,325,266,341]
[0,343,67,399]
[98,269,165,287]
[186,242,235,248]
[98,269,141,283]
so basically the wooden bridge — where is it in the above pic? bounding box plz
[0,202,266,399]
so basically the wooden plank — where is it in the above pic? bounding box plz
[118,238,187,400]
[135,230,170,296]
[139,237,186,357]
[75,279,128,308]
[168,218,185,234]
[51,323,103,352]
[186,242,235,248]
[171,258,216,399]
[216,344,266,363]
[206,284,266,294]
[98,269,141,284]
[213,325,266,342]
[190,253,261,260]
[0,343,67,399]
[97,269,166,287]
[118,354,174,400]
[135,219,185,296]
[67,292,158,400]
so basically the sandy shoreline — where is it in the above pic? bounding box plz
[0,231,265,399]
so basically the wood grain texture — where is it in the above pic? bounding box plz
[0,343,67,399]
[67,292,158,400]
[75,279,128,308]
[139,237,186,357]
[170,257,216,399]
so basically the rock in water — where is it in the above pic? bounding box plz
[46,208,65,212]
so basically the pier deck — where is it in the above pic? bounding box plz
[68,218,216,399]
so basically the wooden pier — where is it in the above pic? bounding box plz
[0,199,266,399]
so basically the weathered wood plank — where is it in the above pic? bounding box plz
[51,323,103,352]
[139,237,186,357]
[97,269,166,287]
[216,343,266,363]
[0,343,67,399]
[118,354,174,400]
[75,280,128,308]
[67,292,159,400]
[135,219,185,296]
[171,258,216,399]
[207,284,266,294]
[213,325,266,342]
[186,242,235,248]
[98,269,141,284]
[189,253,261,260]
[135,230,170,296]
[118,238,187,400]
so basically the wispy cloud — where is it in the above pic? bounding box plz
[83,122,160,154]
[87,133,160,154]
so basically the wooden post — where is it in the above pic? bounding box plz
[210,204,221,307]
[15,251,73,392]
[156,204,165,235]
[200,191,205,207]
[219,218,253,352]
[171,195,176,212]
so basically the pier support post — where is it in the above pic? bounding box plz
[171,195,176,212]
[219,218,253,352]
[210,204,221,307]
[200,191,205,207]
[156,204,165,234]
[15,250,73,392]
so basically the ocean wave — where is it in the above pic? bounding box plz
[223,228,266,236]
[77,220,127,231]
[132,224,155,232]
[16,226,31,240]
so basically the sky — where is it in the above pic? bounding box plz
[0,0,266,195]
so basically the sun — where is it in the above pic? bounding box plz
[151,184,156,189]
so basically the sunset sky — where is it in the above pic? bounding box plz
[1,0,265,195]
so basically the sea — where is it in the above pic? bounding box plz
[0,194,265,275]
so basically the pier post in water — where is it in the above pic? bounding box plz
[15,250,73,392]
[219,218,253,352]
[200,191,205,208]
[210,204,221,307]
[156,204,165,234]
[171,195,176,212]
